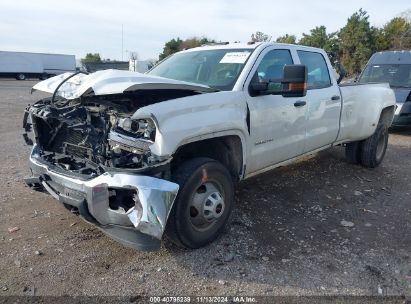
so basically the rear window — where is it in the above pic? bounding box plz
[297,51,331,89]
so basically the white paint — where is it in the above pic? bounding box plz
[32,42,396,180]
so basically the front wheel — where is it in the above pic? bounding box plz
[360,124,388,168]
[166,158,234,249]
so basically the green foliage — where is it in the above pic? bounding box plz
[275,34,297,44]
[298,26,340,63]
[156,9,410,76]
[299,26,329,48]
[159,37,215,60]
[379,17,411,50]
[338,9,377,75]
[272,9,410,76]
[81,53,102,64]
[250,31,272,42]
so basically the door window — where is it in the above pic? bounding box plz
[297,51,331,89]
[256,49,294,80]
[251,49,293,93]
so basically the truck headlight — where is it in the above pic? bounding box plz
[116,118,156,141]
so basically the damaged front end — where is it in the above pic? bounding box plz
[20,71,214,250]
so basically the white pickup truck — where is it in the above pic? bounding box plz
[23,42,395,251]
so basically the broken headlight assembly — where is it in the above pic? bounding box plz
[108,117,157,168]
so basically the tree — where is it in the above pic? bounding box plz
[379,17,411,50]
[159,38,183,61]
[338,9,377,76]
[81,53,102,64]
[250,31,272,42]
[129,51,139,60]
[147,59,158,70]
[159,37,215,60]
[299,26,329,48]
[298,26,340,64]
[275,34,297,44]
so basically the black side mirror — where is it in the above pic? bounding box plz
[250,81,268,92]
[335,63,347,84]
[249,64,307,97]
[281,65,307,97]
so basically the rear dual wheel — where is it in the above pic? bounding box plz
[360,124,388,168]
[345,123,388,168]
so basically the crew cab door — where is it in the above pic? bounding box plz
[244,48,306,174]
[296,50,342,152]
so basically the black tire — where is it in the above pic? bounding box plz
[16,73,26,80]
[166,157,234,249]
[345,141,361,164]
[360,124,388,168]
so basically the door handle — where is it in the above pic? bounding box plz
[331,95,340,101]
[294,100,306,107]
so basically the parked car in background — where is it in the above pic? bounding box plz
[0,51,75,80]
[359,51,411,127]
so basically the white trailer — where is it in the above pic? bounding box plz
[129,59,149,73]
[0,51,75,80]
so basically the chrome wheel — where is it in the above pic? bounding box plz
[189,181,225,231]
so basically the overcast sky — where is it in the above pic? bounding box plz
[0,0,409,61]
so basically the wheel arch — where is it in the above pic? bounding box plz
[171,133,245,182]
[379,105,395,128]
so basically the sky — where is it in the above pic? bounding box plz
[0,0,409,61]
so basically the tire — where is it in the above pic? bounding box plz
[345,141,362,164]
[16,73,26,80]
[39,74,48,80]
[166,157,234,249]
[360,124,388,168]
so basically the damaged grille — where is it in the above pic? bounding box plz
[26,93,163,174]
[64,142,93,159]
[50,128,84,153]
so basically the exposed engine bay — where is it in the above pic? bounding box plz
[23,89,199,177]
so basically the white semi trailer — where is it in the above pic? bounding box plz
[0,51,76,80]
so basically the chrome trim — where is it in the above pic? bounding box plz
[29,144,179,240]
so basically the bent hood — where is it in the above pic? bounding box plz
[32,69,216,99]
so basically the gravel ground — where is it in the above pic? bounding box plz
[0,79,410,298]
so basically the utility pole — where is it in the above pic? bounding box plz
[121,24,124,61]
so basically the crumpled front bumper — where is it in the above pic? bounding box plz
[25,145,179,251]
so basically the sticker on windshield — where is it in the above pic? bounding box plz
[220,52,251,64]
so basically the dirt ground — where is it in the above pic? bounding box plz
[0,79,410,298]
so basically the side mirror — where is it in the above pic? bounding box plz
[250,81,268,92]
[335,63,347,84]
[281,64,307,97]
[249,64,307,97]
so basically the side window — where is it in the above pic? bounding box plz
[255,49,293,81]
[251,49,293,93]
[297,51,331,89]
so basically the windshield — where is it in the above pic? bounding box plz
[148,49,253,91]
[359,64,411,88]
